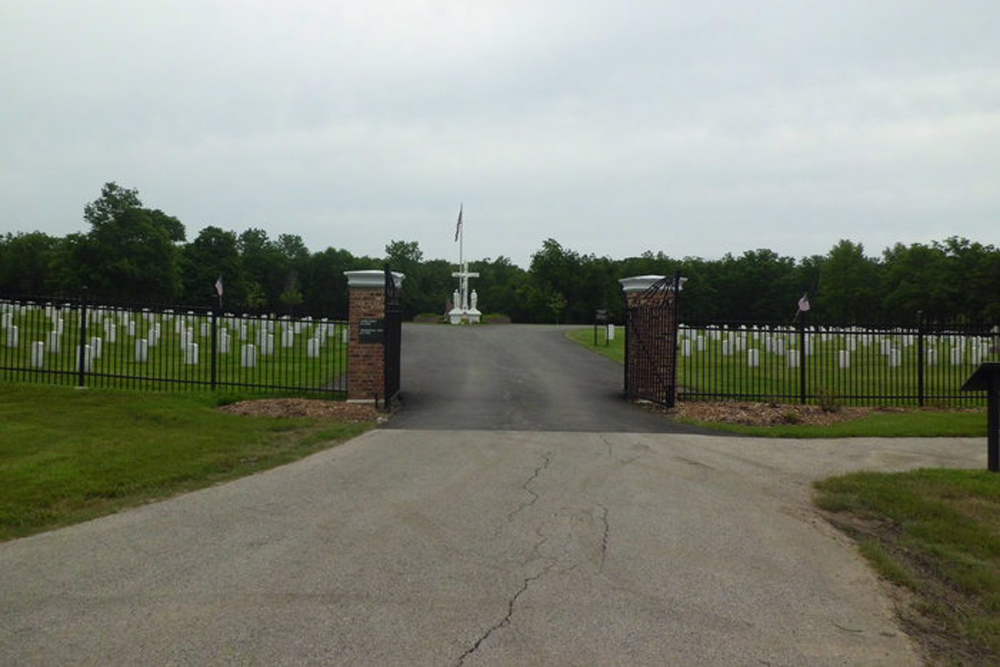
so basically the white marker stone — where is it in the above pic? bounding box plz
[185,343,199,365]
[263,334,274,355]
[90,336,102,358]
[951,347,964,366]
[307,338,320,358]
[241,344,256,367]
[6,325,18,348]
[47,330,61,353]
[888,349,901,367]
[787,350,799,368]
[219,329,230,354]
[31,341,45,368]
[748,349,760,368]
[135,339,148,362]
[78,344,92,371]
[282,329,295,348]
[839,350,851,369]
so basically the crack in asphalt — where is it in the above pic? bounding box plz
[506,452,552,522]
[455,561,557,666]
[598,505,610,572]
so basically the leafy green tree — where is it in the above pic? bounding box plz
[71,184,182,303]
[816,240,882,323]
[180,226,245,309]
[0,232,60,294]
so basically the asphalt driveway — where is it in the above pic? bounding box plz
[0,324,985,665]
[386,324,706,433]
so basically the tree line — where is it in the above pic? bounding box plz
[2,183,998,324]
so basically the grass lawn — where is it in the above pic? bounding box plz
[0,306,348,393]
[567,327,988,437]
[0,383,372,541]
[815,469,1000,664]
[567,325,997,407]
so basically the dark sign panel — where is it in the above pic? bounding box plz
[595,309,608,323]
[359,318,385,343]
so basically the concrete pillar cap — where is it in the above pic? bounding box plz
[618,274,686,293]
[343,270,405,289]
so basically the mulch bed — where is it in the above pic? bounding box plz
[670,401,876,426]
[218,398,384,422]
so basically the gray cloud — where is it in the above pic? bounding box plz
[2,0,997,267]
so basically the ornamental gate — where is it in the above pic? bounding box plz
[383,267,402,402]
[624,273,682,407]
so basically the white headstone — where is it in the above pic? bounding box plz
[282,329,295,348]
[307,338,320,358]
[6,325,18,348]
[219,331,230,354]
[888,348,901,367]
[241,344,256,367]
[263,333,274,355]
[135,339,148,362]
[89,336,103,358]
[748,349,760,367]
[787,350,799,367]
[78,344,92,371]
[31,341,45,368]
[47,330,61,353]
[185,343,199,365]
[839,350,851,369]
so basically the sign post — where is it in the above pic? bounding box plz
[961,363,1000,472]
[595,309,608,346]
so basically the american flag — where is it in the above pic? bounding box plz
[214,276,224,298]
[798,293,810,312]
[454,204,463,242]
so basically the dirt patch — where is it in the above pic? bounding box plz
[218,398,385,423]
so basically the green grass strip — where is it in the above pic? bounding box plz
[815,469,1000,660]
[0,383,371,541]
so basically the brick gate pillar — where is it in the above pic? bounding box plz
[619,274,686,404]
[343,270,405,402]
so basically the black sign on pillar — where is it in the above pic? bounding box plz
[961,363,1000,472]
[359,318,385,344]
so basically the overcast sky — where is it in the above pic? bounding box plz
[2,0,998,268]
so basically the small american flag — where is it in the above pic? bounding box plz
[798,293,810,312]
[454,204,463,242]
[214,276,224,298]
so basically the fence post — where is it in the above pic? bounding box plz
[76,295,88,388]
[210,309,218,391]
[798,318,807,404]
[916,312,925,407]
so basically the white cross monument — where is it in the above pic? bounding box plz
[449,205,482,324]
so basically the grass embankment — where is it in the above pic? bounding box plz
[0,383,371,541]
[815,470,1000,664]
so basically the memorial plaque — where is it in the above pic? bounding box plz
[595,309,608,323]
[359,318,385,343]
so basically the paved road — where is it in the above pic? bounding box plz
[0,430,982,665]
[0,325,987,665]
[387,324,706,433]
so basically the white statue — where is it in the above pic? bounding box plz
[453,289,461,310]
[470,290,478,311]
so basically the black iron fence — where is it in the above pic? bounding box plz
[0,295,349,395]
[676,320,1000,406]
